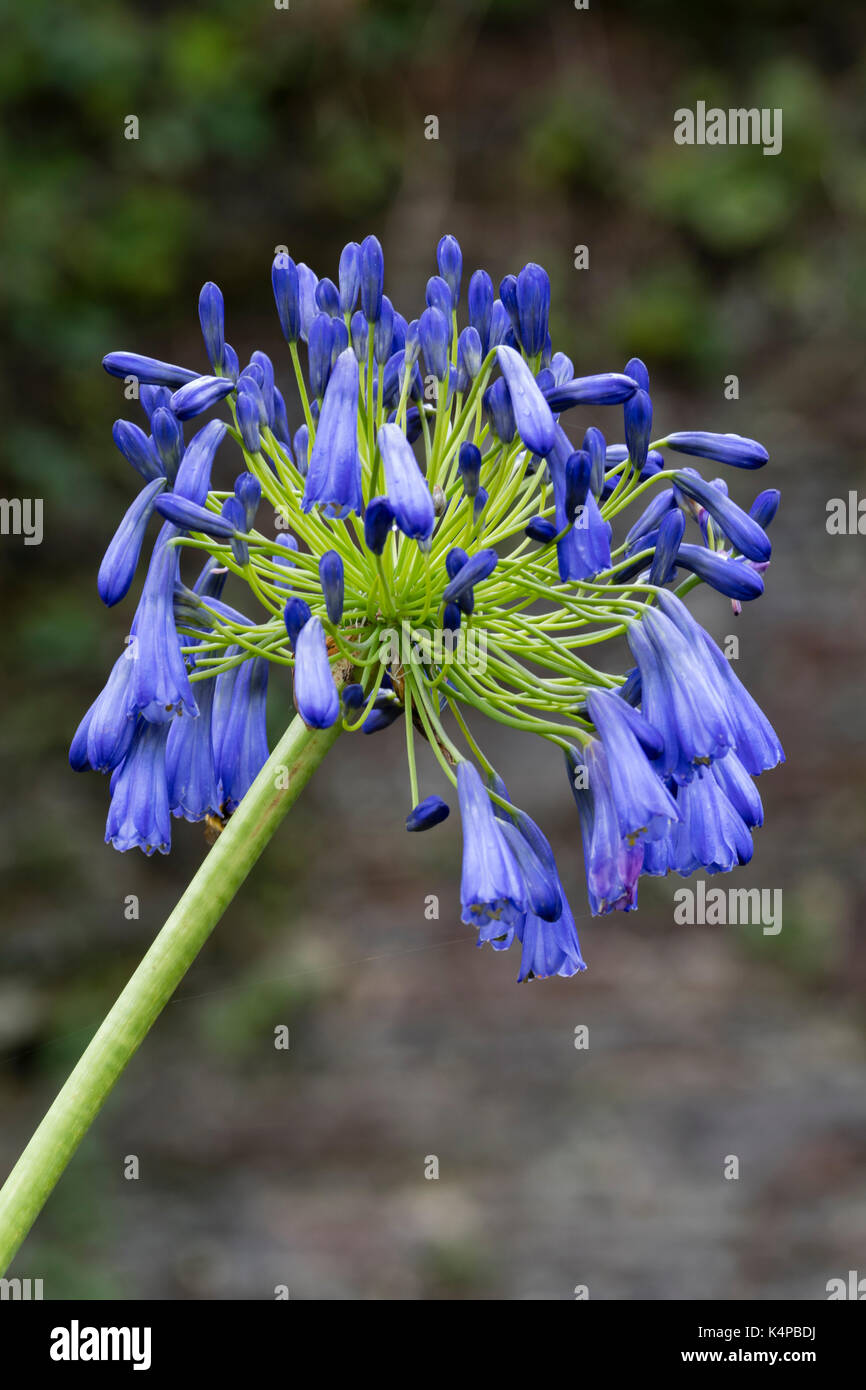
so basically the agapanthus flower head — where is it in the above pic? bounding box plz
[79,234,782,979]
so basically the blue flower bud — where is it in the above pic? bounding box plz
[624,487,677,549]
[342,683,365,711]
[103,353,198,388]
[582,426,606,497]
[377,422,435,541]
[673,470,771,562]
[624,388,653,470]
[496,345,556,456]
[283,596,312,649]
[624,357,649,393]
[516,262,550,358]
[272,253,301,344]
[418,305,450,381]
[315,277,341,318]
[169,374,234,421]
[407,794,451,831]
[363,705,404,735]
[293,424,309,477]
[456,327,483,393]
[139,386,173,420]
[360,234,384,322]
[223,344,239,380]
[544,373,639,410]
[237,390,262,453]
[297,263,319,341]
[484,377,516,443]
[303,349,363,517]
[674,544,765,600]
[488,299,511,348]
[436,234,463,305]
[374,295,395,365]
[468,269,494,353]
[338,241,361,315]
[308,313,335,400]
[499,274,519,335]
[564,450,593,522]
[425,275,453,329]
[749,488,781,528]
[112,419,163,483]
[648,507,685,586]
[319,549,345,624]
[662,431,769,469]
[443,548,498,604]
[454,445,480,500]
[446,547,469,580]
[526,517,558,544]
[350,310,368,362]
[443,601,462,630]
[391,311,408,358]
[80,651,137,772]
[234,472,261,529]
[364,495,394,555]
[150,408,184,483]
[173,419,227,506]
[549,352,574,387]
[330,317,349,365]
[222,497,248,567]
[294,614,339,728]
[98,477,167,607]
[154,494,237,538]
[198,282,226,371]
[473,487,488,525]
[249,350,276,427]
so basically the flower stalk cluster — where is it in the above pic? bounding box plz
[74,234,783,981]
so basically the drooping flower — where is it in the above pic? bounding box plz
[302,349,363,518]
[377,422,435,541]
[105,719,172,855]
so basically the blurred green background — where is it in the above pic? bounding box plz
[1,0,865,1299]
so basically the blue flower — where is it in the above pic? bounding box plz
[468,269,494,353]
[105,719,172,855]
[662,431,769,469]
[648,507,685,586]
[98,477,167,607]
[153,494,237,539]
[212,656,270,813]
[76,649,137,773]
[544,372,639,410]
[103,353,197,388]
[442,548,498,605]
[673,544,765,600]
[624,388,653,471]
[418,305,450,380]
[112,419,163,482]
[198,282,226,371]
[656,590,783,774]
[319,550,345,624]
[377,422,435,541]
[457,441,482,497]
[516,892,586,982]
[673,470,771,561]
[302,348,363,518]
[586,688,679,841]
[406,795,450,831]
[338,242,361,315]
[130,526,199,722]
[360,234,384,322]
[283,596,312,648]
[166,675,219,822]
[172,420,227,506]
[237,389,262,453]
[515,262,550,358]
[364,495,395,555]
[626,606,734,784]
[293,614,339,728]
[495,345,556,457]
[458,762,527,931]
[151,408,184,482]
[426,275,453,327]
[436,234,463,305]
[566,741,644,914]
[272,253,301,343]
[750,488,781,528]
[546,426,611,581]
[678,765,753,873]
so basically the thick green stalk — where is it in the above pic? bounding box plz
[0,713,341,1274]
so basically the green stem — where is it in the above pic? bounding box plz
[0,713,342,1274]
